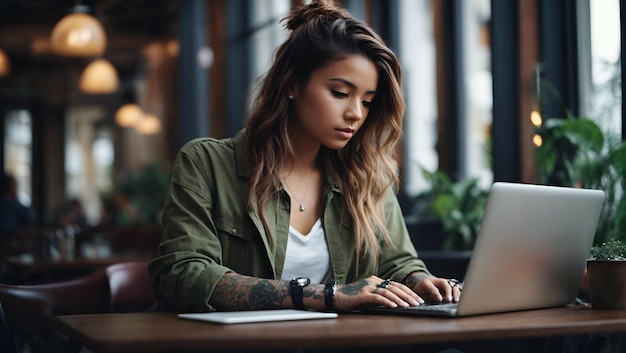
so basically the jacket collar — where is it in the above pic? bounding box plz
[233,129,343,194]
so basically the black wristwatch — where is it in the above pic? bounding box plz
[289,277,311,310]
[324,280,337,312]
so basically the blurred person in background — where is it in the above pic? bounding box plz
[0,172,33,236]
[54,198,88,231]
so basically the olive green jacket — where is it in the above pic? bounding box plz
[148,131,429,312]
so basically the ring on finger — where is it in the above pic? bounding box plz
[373,287,380,294]
[376,278,392,289]
[448,278,462,290]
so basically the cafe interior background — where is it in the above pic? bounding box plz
[0,0,623,281]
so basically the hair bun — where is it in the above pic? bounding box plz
[283,0,350,32]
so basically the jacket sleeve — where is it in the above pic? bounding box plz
[148,140,232,312]
[376,189,431,282]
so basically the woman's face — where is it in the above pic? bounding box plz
[291,55,378,150]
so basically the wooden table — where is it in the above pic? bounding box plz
[54,305,626,353]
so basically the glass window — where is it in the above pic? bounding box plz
[399,0,492,196]
[3,109,32,206]
[249,0,290,84]
[239,0,291,116]
[65,106,110,225]
[589,0,621,134]
[398,0,438,196]
[461,0,492,187]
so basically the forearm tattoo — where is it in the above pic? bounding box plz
[303,285,324,302]
[403,272,430,291]
[210,273,290,310]
[337,279,369,296]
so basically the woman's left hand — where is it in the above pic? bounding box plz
[412,276,462,303]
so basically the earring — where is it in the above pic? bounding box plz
[288,94,294,100]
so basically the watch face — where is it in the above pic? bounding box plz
[294,277,311,286]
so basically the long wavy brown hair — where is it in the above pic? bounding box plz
[243,0,404,266]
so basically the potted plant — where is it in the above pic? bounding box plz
[534,114,626,245]
[100,162,172,226]
[408,167,489,251]
[586,239,626,309]
[404,168,489,279]
[535,79,626,246]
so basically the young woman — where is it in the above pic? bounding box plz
[148,0,461,313]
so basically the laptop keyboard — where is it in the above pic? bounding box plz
[400,301,458,312]
[357,301,459,317]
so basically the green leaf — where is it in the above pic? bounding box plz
[590,239,626,261]
[431,194,455,217]
[559,118,604,153]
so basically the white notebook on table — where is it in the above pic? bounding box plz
[178,309,338,324]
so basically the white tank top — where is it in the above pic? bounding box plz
[280,219,332,284]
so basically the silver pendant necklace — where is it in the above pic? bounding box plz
[282,173,313,212]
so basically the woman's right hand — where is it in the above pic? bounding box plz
[333,275,424,311]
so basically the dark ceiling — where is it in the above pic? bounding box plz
[0,0,180,98]
[0,0,179,40]
[0,0,179,65]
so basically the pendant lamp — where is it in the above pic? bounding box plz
[115,103,144,127]
[50,5,107,57]
[0,48,10,77]
[135,113,162,135]
[79,59,119,94]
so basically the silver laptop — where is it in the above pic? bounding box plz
[362,182,605,317]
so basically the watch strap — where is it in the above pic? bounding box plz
[324,281,337,312]
[290,278,309,310]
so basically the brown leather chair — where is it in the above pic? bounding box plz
[106,261,156,312]
[0,260,155,352]
[0,268,109,353]
[0,302,17,353]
